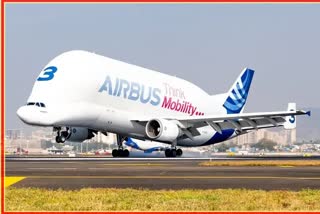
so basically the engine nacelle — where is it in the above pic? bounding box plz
[145,119,180,142]
[66,127,95,142]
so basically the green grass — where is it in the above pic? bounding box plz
[5,188,320,211]
[200,160,320,167]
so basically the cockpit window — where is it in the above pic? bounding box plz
[27,102,46,108]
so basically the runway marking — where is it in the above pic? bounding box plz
[279,165,295,168]
[103,163,173,166]
[27,168,77,170]
[4,177,26,188]
[21,175,320,180]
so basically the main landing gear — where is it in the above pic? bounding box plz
[165,148,183,157]
[112,135,130,157]
[54,127,70,143]
[164,143,182,158]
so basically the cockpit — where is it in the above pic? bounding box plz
[27,102,46,108]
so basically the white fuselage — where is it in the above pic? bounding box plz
[17,50,235,147]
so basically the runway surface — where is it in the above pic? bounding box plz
[5,158,320,190]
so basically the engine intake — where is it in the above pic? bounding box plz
[145,119,180,142]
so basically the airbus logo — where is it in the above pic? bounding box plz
[98,75,161,106]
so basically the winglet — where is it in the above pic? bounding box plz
[284,103,296,130]
[306,111,311,117]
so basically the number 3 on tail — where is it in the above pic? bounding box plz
[37,66,57,81]
[289,115,295,124]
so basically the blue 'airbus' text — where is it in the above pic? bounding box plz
[98,75,161,106]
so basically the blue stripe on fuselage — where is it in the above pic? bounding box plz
[124,138,141,150]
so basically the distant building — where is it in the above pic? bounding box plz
[93,132,117,144]
[5,129,22,140]
[31,128,53,141]
[225,129,297,146]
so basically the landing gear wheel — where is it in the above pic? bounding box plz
[165,149,178,157]
[170,149,177,157]
[55,136,61,143]
[118,149,124,157]
[165,149,171,157]
[54,127,69,144]
[112,149,130,157]
[60,135,66,143]
[123,149,130,157]
[55,136,65,143]
[176,149,183,157]
[112,134,131,158]
[112,149,119,157]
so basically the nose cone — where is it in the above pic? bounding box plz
[16,106,30,123]
[17,106,53,126]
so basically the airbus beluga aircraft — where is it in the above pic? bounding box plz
[17,50,310,157]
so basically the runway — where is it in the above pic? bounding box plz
[5,158,320,190]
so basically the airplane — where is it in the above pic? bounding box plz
[124,137,175,156]
[16,50,310,157]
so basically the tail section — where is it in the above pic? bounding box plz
[284,103,297,129]
[223,68,254,114]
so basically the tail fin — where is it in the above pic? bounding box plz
[284,103,297,129]
[223,68,254,114]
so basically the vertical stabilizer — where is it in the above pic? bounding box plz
[223,68,254,114]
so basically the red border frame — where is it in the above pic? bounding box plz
[2,0,320,2]
[1,0,5,213]
[1,1,319,214]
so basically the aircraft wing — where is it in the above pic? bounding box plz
[173,109,310,134]
[132,107,310,138]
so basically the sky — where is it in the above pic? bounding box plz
[5,3,320,133]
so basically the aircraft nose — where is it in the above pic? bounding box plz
[16,106,31,123]
[16,106,53,126]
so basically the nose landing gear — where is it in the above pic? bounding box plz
[54,127,70,143]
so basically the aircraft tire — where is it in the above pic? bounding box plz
[55,136,65,143]
[60,135,66,143]
[123,149,130,157]
[118,149,125,157]
[171,149,177,157]
[112,149,119,157]
[165,149,171,157]
[176,149,183,157]
[55,136,60,143]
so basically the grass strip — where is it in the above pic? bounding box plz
[199,160,320,167]
[5,188,320,211]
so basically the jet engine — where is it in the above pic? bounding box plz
[56,127,95,143]
[145,119,180,142]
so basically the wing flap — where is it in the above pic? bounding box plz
[211,117,287,131]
